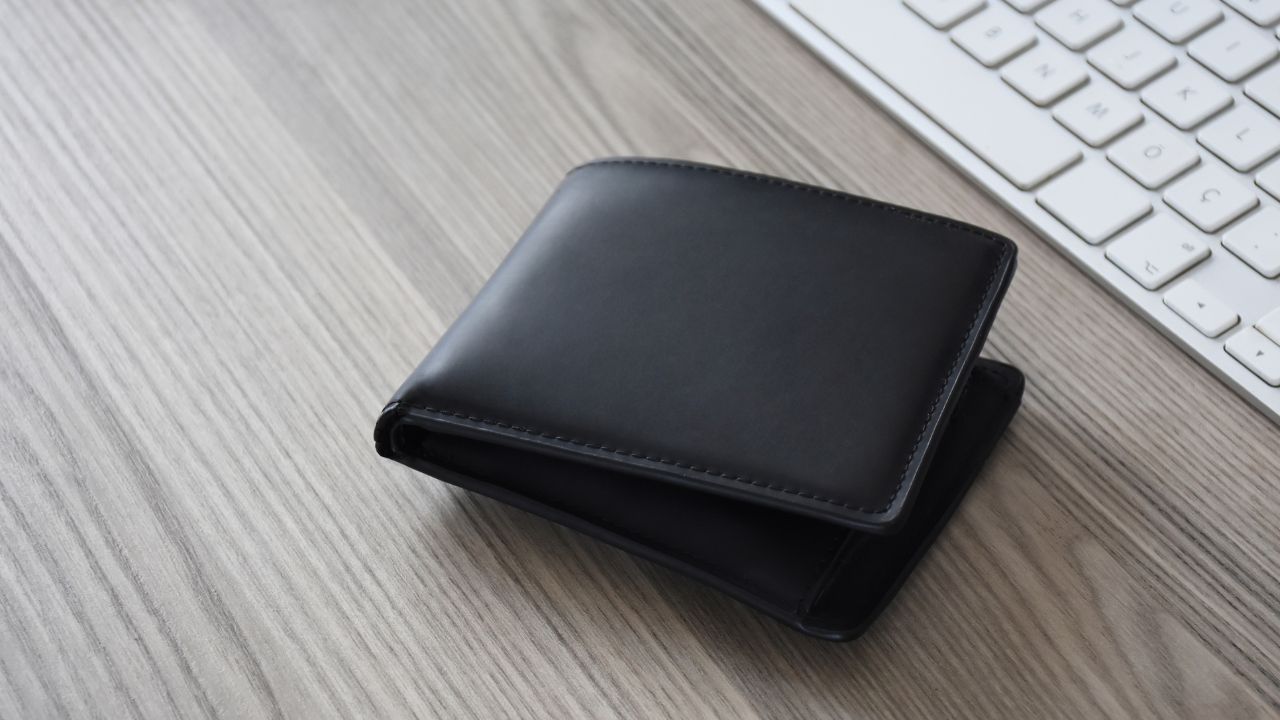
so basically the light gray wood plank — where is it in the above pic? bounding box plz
[0,0,1276,717]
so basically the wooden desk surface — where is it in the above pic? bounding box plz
[1,1,1277,717]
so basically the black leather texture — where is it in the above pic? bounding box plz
[375,158,1024,639]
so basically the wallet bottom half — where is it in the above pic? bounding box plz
[379,359,1023,640]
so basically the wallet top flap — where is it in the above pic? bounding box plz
[380,158,1015,532]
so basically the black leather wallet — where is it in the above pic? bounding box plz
[375,158,1024,640]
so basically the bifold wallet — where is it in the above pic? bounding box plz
[375,158,1024,640]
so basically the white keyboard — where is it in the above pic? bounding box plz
[753,0,1280,424]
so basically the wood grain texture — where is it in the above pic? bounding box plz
[0,0,1277,717]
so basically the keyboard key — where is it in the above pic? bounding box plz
[1036,0,1123,50]
[905,0,987,28]
[1004,0,1053,10]
[1134,0,1223,43]
[1256,156,1280,199]
[1244,63,1280,118]
[795,0,1280,419]
[1087,26,1177,89]
[1108,123,1200,187]
[1053,84,1144,145]
[1106,214,1210,288]
[796,0,1082,190]
[1163,279,1239,336]
[1002,44,1090,105]
[1258,307,1280,343]
[1223,206,1280,276]
[1037,160,1152,243]
[1222,0,1280,26]
[1164,164,1258,231]
[1141,65,1232,128]
[1197,106,1280,171]
[952,6,1038,66]
[1188,20,1278,81]
[1226,327,1280,385]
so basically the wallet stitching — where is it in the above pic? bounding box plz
[796,363,1015,617]
[798,363,1018,622]
[402,160,1011,515]
[407,434,792,608]
[573,158,1012,249]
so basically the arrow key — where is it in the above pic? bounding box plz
[1226,328,1280,386]
[1164,279,1239,337]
